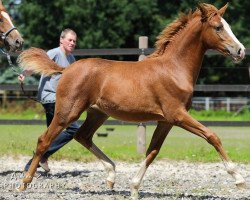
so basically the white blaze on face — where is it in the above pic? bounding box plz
[1,11,18,34]
[221,18,245,54]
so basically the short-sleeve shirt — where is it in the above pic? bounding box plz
[37,47,75,104]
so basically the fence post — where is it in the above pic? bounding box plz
[136,36,148,154]
[205,97,210,111]
[136,123,146,154]
[248,67,250,79]
[226,98,230,112]
[2,90,7,108]
[138,36,148,61]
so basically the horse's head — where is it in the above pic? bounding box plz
[199,3,245,63]
[0,1,23,52]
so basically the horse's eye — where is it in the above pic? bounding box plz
[215,25,223,32]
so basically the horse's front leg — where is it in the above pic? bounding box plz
[17,120,65,192]
[130,122,172,200]
[176,109,246,188]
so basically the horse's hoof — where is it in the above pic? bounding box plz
[130,188,139,200]
[236,181,247,189]
[15,183,27,192]
[107,180,114,189]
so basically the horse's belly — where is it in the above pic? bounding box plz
[92,103,165,122]
[112,112,165,122]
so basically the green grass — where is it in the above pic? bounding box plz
[0,108,44,120]
[190,108,250,121]
[0,107,87,120]
[1,106,250,120]
[0,125,249,163]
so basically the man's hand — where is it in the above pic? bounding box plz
[18,74,25,82]
[18,70,33,82]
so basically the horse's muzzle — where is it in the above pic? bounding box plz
[7,37,24,52]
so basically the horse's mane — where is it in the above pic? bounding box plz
[149,4,218,58]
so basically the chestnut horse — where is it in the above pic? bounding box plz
[17,3,246,199]
[0,0,23,52]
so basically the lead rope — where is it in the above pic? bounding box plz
[0,48,20,75]
[1,48,39,102]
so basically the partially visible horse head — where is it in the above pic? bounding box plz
[199,3,245,63]
[0,0,23,52]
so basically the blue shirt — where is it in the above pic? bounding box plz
[37,47,75,104]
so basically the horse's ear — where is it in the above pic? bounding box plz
[198,3,208,22]
[218,2,229,16]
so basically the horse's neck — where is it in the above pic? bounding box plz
[165,18,206,85]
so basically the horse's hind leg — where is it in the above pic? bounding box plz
[74,107,116,189]
[176,109,246,188]
[131,121,173,199]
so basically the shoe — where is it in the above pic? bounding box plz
[39,158,50,172]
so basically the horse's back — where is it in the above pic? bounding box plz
[62,57,158,88]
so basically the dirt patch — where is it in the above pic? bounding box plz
[0,156,249,199]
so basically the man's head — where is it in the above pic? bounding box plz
[60,28,77,55]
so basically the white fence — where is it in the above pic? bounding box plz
[192,97,249,112]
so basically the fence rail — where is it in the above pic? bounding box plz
[192,97,249,112]
[2,48,250,57]
[1,84,250,92]
[0,119,249,126]
[72,48,223,56]
[194,85,250,92]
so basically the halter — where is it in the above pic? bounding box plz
[0,26,19,73]
[0,26,17,50]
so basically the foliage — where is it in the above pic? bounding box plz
[15,0,250,50]
[16,0,162,49]
[0,67,37,84]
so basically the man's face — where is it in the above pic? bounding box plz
[60,32,77,54]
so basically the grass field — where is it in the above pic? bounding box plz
[0,125,249,163]
[0,106,250,121]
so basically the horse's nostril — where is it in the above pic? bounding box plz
[15,39,23,48]
[15,39,20,45]
[237,48,241,55]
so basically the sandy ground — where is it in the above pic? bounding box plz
[0,156,249,200]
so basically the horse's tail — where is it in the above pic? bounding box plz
[17,47,64,76]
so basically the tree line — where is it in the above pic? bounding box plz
[0,0,249,85]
